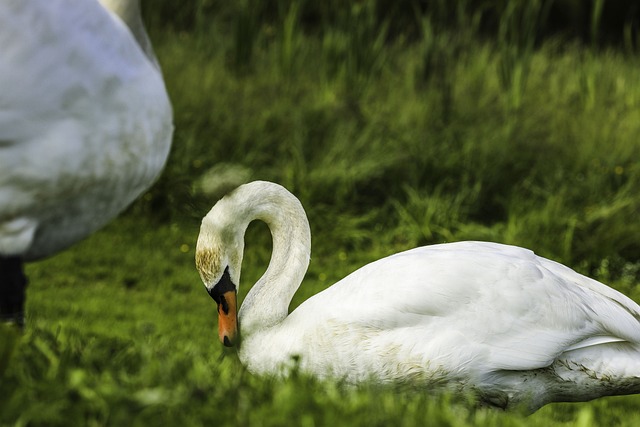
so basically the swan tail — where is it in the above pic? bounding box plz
[479,341,640,413]
[552,342,640,398]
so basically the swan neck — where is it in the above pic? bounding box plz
[99,0,160,68]
[238,185,311,335]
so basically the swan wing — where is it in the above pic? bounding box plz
[301,241,640,373]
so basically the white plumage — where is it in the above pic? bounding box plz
[196,181,640,413]
[0,0,172,324]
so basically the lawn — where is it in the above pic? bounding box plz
[2,216,640,426]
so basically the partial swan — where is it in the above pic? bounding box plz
[0,0,173,326]
[196,181,640,413]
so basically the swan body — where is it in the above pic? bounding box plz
[196,181,640,413]
[0,0,172,324]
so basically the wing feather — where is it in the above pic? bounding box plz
[309,241,640,372]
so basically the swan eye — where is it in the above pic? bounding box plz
[208,266,235,306]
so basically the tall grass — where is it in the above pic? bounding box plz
[151,0,640,276]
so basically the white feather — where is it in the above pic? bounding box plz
[0,0,172,259]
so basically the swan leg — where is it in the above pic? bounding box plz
[0,256,27,329]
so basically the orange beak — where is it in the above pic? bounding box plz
[217,290,238,347]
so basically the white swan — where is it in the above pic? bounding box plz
[196,181,640,413]
[0,0,173,326]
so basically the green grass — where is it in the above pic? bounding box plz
[3,0,640,424]
[152,0,640,275]
[2,217,640,426]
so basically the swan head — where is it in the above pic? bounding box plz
[204,264,238,348]
[195,196,246,348]
[196,181,312,348]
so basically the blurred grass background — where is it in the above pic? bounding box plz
[2,0,640,425]
[147,0,640,277]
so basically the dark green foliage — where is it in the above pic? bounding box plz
[147,0,640,276]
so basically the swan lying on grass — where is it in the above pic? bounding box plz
[0,0,173,327]
[196,181,640,413]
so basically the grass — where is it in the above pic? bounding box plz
[2,217,640,426]
[154,0,640,274]
[3,0,640,425]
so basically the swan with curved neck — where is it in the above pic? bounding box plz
[196,181,640,413]
[0,0,172,326]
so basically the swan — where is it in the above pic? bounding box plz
[196,181,640,413]
[0,0,173,327]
